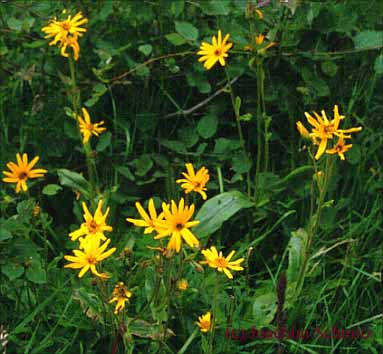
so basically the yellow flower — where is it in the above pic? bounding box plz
[196,312,212,333]
[76,107,107,144]
[33,203,41,216]
[59,32,80,60]
[177,279,189,291]
[2,153,47,193]
[109,282,133,314]
[326,134,353,160]
[154,198,200,253]
[126,198,164,234]
[176,163,210,200]
[69,199,112,243]
[200,246,244,279]
[299,105,362,160]
[41,11,87,60]
[197,30,233,70]
[64,237,116,278]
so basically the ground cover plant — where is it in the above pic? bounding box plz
[0,1,382,353]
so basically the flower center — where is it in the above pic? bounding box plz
[62,22,70,31]
[86,255,97,265]
[215,257,228,268]
[175,222,184,231]
[18,171,28,180]
[201,320,210,330]
[194,181,201,189]
[214,48,222,56]
[85,123,94,132]
[88,220,99,233]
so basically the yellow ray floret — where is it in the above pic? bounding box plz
[2,153,47,193]
[197,30,232,70]
[154,198,200,253]
[176,163,210,200]
[196,311,212,333]
[64,237,116,278]
[69,199,112,243]
[126,198,165,234]
[75,107,107,144]
[109,282,133,314]
[200,246,244,279]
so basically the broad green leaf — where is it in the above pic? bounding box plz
[115,166,135,181]
[138,44,153,56]
[96,131,112,152]
[197,114,218,139]
[7,17,22,32]
[353,31,383,49]
[84,83,108,107]
[200,0,230,15]
[252,293,278,327]
[42,184,63,196]
[159,139,186,153]
[193,191,254,237]
[26,264,47,284]
[175,21,198,41]
[165,33,187,46]
[2,263,24,280]
[0,227,12,241]
[374,54,383,74]
[321,61,338,77]
[287,228,308,286]
[131,155,153,177]
[57,169,90,197]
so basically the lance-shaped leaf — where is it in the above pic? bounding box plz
[57,169,90,198]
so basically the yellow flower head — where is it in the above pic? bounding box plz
[154,198,200,253]
[33,203,41,216]
[176,163,210,200]
[109,282,133,314]
[326,134,353,160]
[69,199,112,243]
[299,105,362,160]
[197,30,232,70]
[196,312,212,333]
[177,279,189,291]
[41,11,87,60]
[126,198,164,234]
[76,107,107,144]
[200,246,244,279]
[64,237,116,278]
[2,153,47,193]
[296,121,311,139]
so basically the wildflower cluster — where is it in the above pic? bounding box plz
[296,105,362,160]
[64,200,116,278]
[41,11,87,60]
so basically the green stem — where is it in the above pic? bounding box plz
[295,155,334,298]
[177,328,198,354]
[68,57,98,201]
[209,273,220,354]
[224,68,251,197]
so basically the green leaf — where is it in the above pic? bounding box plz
[2,263,24,280]
[159,139,186,153]
[252,293,278,327]
[115,166,135,181]
[345,144,361,165]
[197,114,218,139]
[96,131,112,152]
[239,113,253,121]
[353,31,383,49]
[200,0,230,15]
[234,96,241,116]
[7,17,23,32]
[42,184,63,196]
[321,61,338,77]
[175,21,198,41]
[131,155,153,177]
[374,54,383,74]
[194,191,254,237]
[287,228,308,287]
[0,227,12,241]
[165,33,187,46]
[57,169,90,197]
[26,264,47,284]
[138,44,153,56]
[84,83,108,107]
